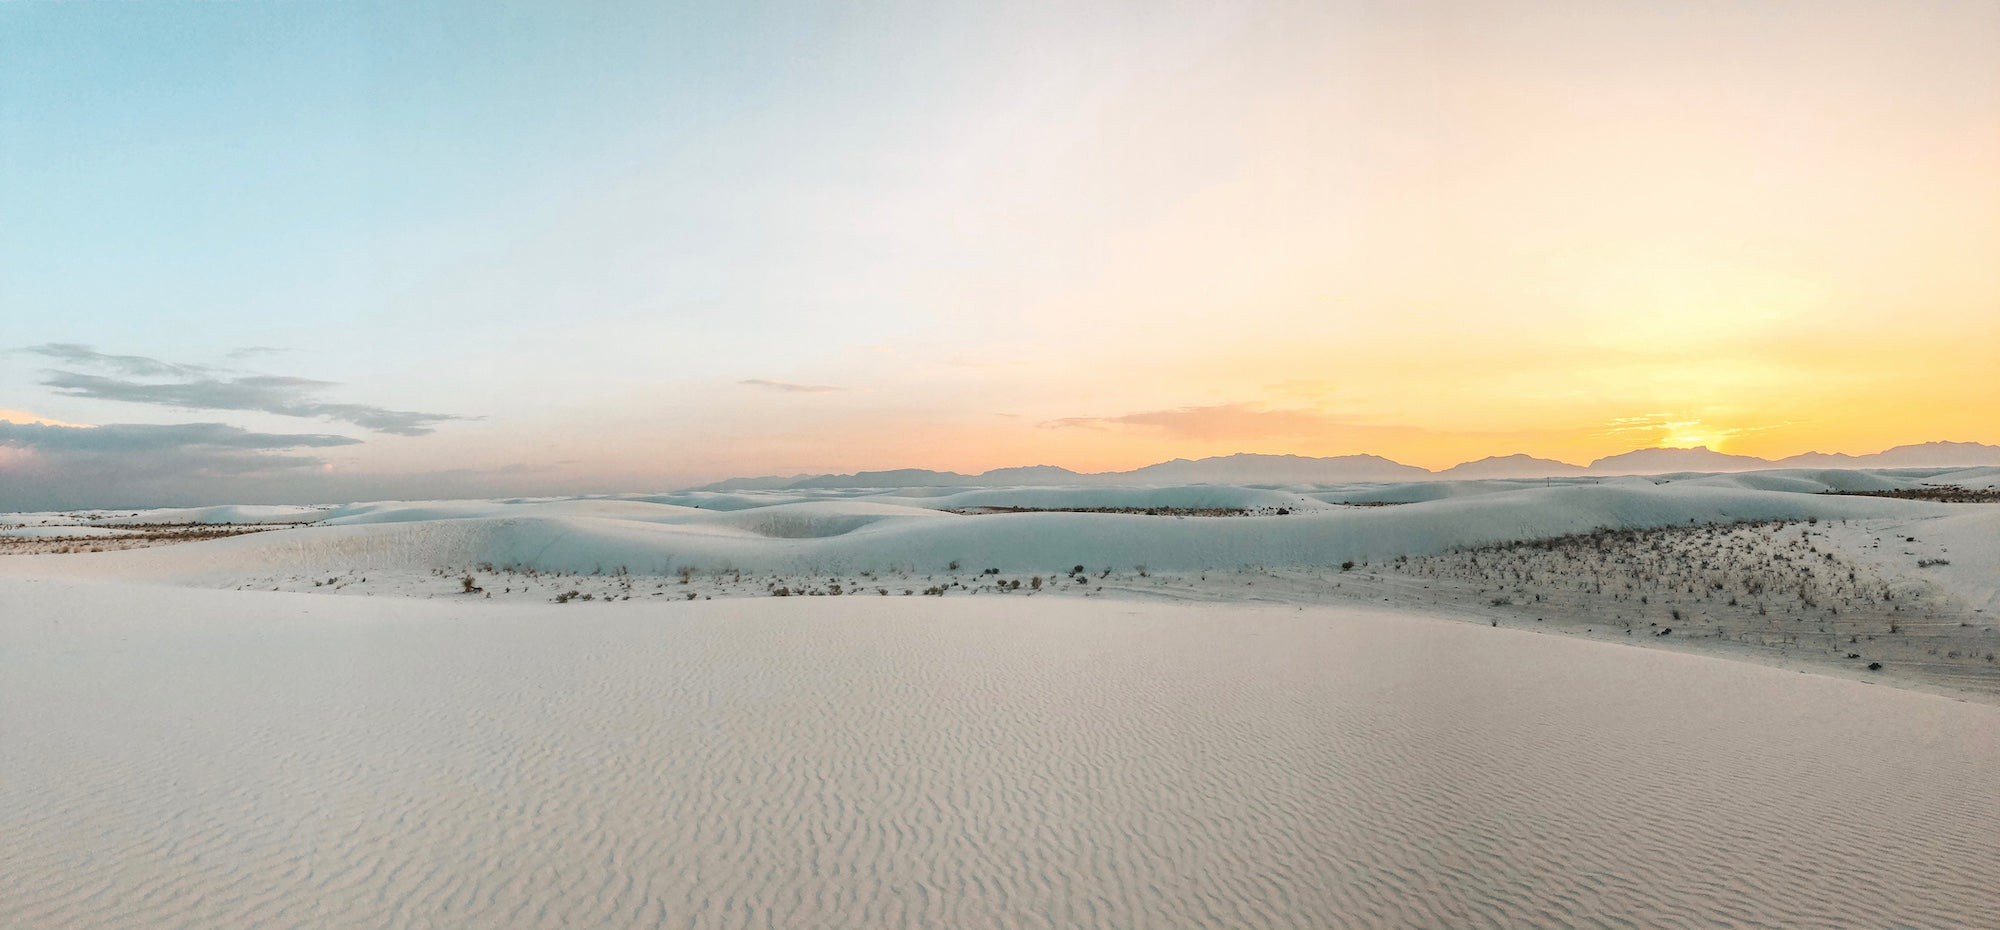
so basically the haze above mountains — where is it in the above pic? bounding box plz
[699,441,2000,490]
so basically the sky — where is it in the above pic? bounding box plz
[3,0,1998,508]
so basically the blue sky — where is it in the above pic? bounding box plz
[6,2,1250,419]
[4,1,1997,508]
[7,1,955,368]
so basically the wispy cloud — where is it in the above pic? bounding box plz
[0,420,358,453]
[225,345,291,360]
[22,343,211,379]
[25,344,474,436]
[948,355,1026,371]
[1261,379,1340,401]
[1601,413,1682,435]
[1041,403,1407,442]
[1597,413,1795,450]
[740,379,846,393]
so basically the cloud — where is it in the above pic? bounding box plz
[1601,413,1682,434]
[1261,379,1340,401]
[40,371,471,436]
[1596,413,1795,450]
[0,445,634,511]
[1041,403,1401,442]
[22,343,211,378]
[948,355,1026,370]
[225,345,291,360]
[0,420,358,453]
[0,408,87,428]
[0,421,367,508]
[1039,416,1112,432]
[740,379,847,393]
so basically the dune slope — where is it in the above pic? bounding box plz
[6,482,1946,584]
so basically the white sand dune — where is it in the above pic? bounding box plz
[915,484,1324,512]
[0,525,150,539]
[85,504,329,525]
[1835,505,2000,615]
[7,470,1996,927]
[2,578,1995,929]
[1929,464,2000,486]
[8,482,1945,585]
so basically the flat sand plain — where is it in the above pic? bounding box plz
[4,577,1996,929]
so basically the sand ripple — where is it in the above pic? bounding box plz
[3,581,1997,928]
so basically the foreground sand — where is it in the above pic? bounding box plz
[4,577,1996,929]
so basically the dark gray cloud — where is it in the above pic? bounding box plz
[0,433,615,511]
[0,420,359,453]
[23,343,211,378]
[4,345,482,508]
[41,371,470,436]
[0,421,365,509]
[740,378,846,393]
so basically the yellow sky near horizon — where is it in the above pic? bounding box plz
[794,1,2000,475]
[7,0,1997,492]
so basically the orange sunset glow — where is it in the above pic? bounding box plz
[5,0,1996,499]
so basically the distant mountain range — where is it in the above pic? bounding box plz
[694,441,2000,490]
[1588,441,2000,474]
[1435,454,1590,479]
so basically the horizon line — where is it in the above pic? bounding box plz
[698,438,2000,485]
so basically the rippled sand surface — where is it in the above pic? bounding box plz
[4,578,1996,929]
